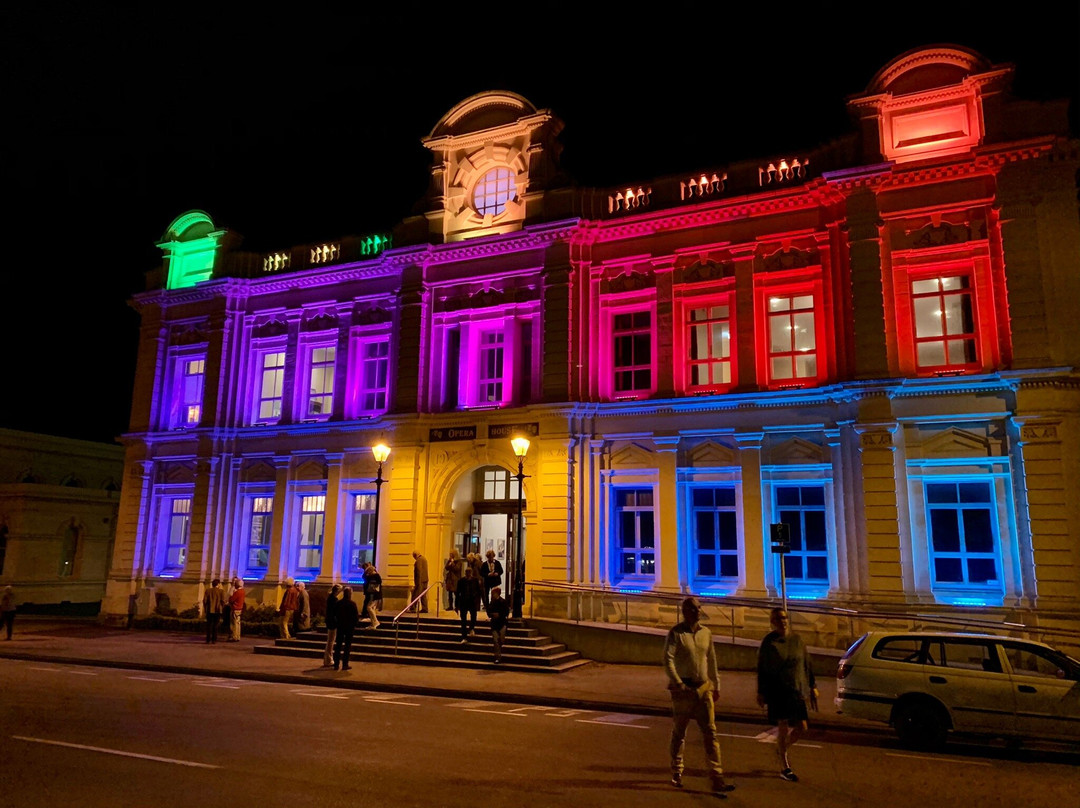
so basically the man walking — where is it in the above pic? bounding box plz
[485,585,510,663]
[456,566,482,642]
[227,578,245,641]
[202,578,225,644]
[411,550,429,612]
[323,584,342,667]
[278,577,299,638]
[757,607,818,783]
[663,597,734,796]
[333,586,360,671]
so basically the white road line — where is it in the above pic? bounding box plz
[544,710,588,718]
[751,728,821,748]
[126,676,187,682]
[28,667,61,672]
[576,719,650,729]
[12,736,219,769]
[65,670,97,676]
[294,691,349,700]
[363,697,421,706]
[194,683,240,689]
[885,752,991,767]
[464,708,527,716]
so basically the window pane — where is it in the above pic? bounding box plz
[621,553,637,574]
[917,342,947,367]
[771,357,793,379]
[930,510,961,552]
[784,554,803,579]
[692,488,713,508]
[794,353,817,378]
[942,294,970,336]
[804,512,827,551]
[806,556,828,580]
[966,558,998,584]
[935,557,964,583]
[769,314,791,352]
[927,483,957,504]
[619,512,636,547]
[776,488,800,506]
[698,554,716,577]
[640,554,655,575]
[719,555,739,577]
[911,278,940,294]
[696,512,716,550]
[639,514,655,548]
[963,510,994,553]
[718,512,738,550]
[802,487,824,505]
[913,297,944,337]
[792,312,815,351]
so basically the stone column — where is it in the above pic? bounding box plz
[654,436,680,590]
[734,431,767,598]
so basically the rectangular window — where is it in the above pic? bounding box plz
[687,305,732,389]
[349,493,376,575]
[257,351,285,423]
[163,497,191,572]
[775,486,828,581]
[613,311,652,394]
[358,339,390,413]
[691,487,739,579]
[614,488,655,577]
[482,468,519,501]
[926,481,999,588]
[478,331,505,403]
[306,346,336,417]
[297,495,325,572]
[912,276,977,372]
[767,294,817,383]
[246,496,273,571]
[181,359,205,426]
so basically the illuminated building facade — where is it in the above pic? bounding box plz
[104,46,1080,638]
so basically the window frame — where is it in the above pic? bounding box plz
[689,486,740,584]
[472,167,517,218]
[297,335,337,422]
[909,270,980,374]
[346,491,376,580]
[242,493,274,576]
[682,296,735,394]
[251,343,287,425]
[924,478,1003,594]
[347,327,392,418]
[164,346,208,430]
[754,271,828,391]
[612,486,657,581]
[153,489,194,576]
[296,494,326,574]
[773,484,830,584]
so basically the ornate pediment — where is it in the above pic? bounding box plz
[919,426,995,458]
[898,219,984,250]
[294,457,328,481]
[768,437,827,465]
[602,268,653,295]
[353,305,392,326]
[686,440,737,467]
[160,462,195,485]
[170,324,210,346]
[678,260,734,286]
[761,246,816,273]
[241,458,277,483]
[253,318,288,339]
[610,441,655,469]
[301,310,338,332]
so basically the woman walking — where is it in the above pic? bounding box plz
[362,562,383,629]
[444,549,462,612]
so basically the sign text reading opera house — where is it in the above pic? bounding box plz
[105,45,1080,639]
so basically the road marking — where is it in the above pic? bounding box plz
[576,718,650,729]
[294,691,349,700]
[544,709,588,718]
[752,728,821,748]
[65,670,97,676]
[28,667,61,672]
[363,697,421,706]
[12,736,219,769]
[464,708,527,716]
[126,676,187,682]
[885,752,991,767]
[194,682,240,689]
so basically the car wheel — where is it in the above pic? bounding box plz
[894,700,947,750]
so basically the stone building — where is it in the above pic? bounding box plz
[103,45,1079,643]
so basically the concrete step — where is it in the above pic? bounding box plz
[253,643,592,674]
[274,632,570,658]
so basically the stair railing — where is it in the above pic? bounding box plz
[391,581,442,656]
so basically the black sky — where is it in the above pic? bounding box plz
[2,5,1077,445]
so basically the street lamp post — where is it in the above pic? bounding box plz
[371,443,390,567]
[510,436,530,619]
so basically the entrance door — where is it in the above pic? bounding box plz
[479,513,510,585]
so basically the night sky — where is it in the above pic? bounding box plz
[2,6,1076,445]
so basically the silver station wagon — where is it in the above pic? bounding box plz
[835,631,1080,749]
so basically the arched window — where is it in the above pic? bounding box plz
[472,168,515,217]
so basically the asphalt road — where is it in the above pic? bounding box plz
[1,658,1075,808]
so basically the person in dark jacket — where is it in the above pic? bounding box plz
[480,549,503,608]
[456,566,482,642]
[756,607,818,783]
[485,585,511,663]
[323,584,342,667]
[362,563,382,629]
[333,586,360,671]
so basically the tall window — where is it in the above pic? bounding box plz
[926,481,999,589]
[348,493,376,575]
[166,351,207,429]
[256,351,285,423]
[615,488,655,577]
[687,304,732,389]
[479,331,505,403]
[912,275,977,372]
[692,488,738,580]
[481,467,519,501]
[297,495,325,572]
[767,294,817,384]
[246,496,273,572]
[162,497,192,573]
[613,311,652,395]
[473,167,515,217]
[775,486,828,582]
[181,359,205,426]
[355,338,390,413]
[306,345,336,417]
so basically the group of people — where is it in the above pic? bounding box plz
[442,548,504,610]
[663,598,818,796]
[201,577,246,643]
[275,578,311,639]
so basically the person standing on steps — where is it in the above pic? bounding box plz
[362,562,382,629]
[411,550,429,612]
[278,577,299,639]
[480,549,502,609]
[757,607,818,783]
[295,581,311,633]
[444,549,462,612]
[333,586,360,671]
[227,578,245,641]
[456,565,482,643]
[485,585,510,663]
[203,578,225,644]
[663,596,734,796]
[323,584,342,667]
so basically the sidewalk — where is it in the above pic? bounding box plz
[0,616,886,735]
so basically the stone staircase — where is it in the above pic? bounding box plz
[253,613,592,673]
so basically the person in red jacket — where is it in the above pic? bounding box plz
[227,578,245,642]
[278,578,300,639]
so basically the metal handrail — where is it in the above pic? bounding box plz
[392,581,442,656]
[526,579,1080,647]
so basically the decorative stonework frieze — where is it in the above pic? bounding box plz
[608,186,652,213]
[759,158,809,186]
[680,172,727,200]
[1020,424,1058,442]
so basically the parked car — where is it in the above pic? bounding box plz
[835,630,1080,749]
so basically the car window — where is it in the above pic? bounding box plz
[926,640,1001,673]
[873,637,924,663]
[1003,644,1070,679]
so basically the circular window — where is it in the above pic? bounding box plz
[472,167,516,217]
